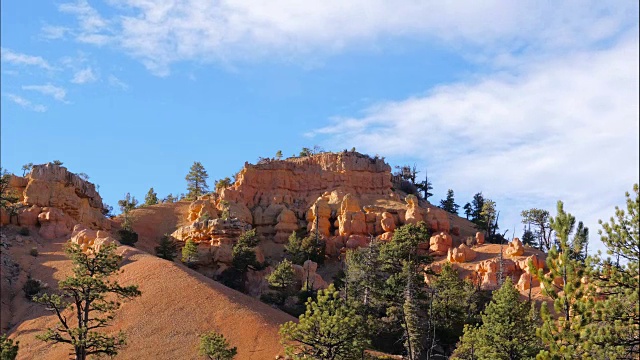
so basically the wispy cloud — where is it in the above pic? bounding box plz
[41,25,69,40]
[50,0,638,75]
[4,93,47,112]
[22,84,68,102]
[310,36,639,251]
[0,48,54,70]
[108,75,128,90]
[71,67,98,84]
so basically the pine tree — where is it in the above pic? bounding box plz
[585,184,639,358]
[185,161,209,200]
[430,263,479,353]
[199,331,237,360]
[117,193,138,230]
[440,189,460,214]
[34,243,141,360]
[480,200,498,238]
[521,208,553,252]
[0,169,19,209]
[144,187,158,206]
[453,277,540,359]
[521,228,538,248]
[535,201,591,359]
[463,202,472,220]
[181,240,199,267]
[155,234,178,261]
[267,259,296,304]
[231,229,261,273]
[275,150,283,160]
[21,162,33,176]
[279,284,370,359]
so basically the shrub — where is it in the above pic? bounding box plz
[0,333,19,360]
[18,227,29,236]
[117,229,138,246]
[23,277,44,300]
[29,247,38,257]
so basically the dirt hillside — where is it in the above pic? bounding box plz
[2,228,293,360]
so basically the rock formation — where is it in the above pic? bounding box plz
[69,224,117,252]
[3,164,111,239]
[505,237,525,257]
[429,232,453,256]
[447,243,477,263]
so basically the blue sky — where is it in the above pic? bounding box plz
[1,1,638,254]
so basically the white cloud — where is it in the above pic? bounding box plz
[41,25,69,40]
[22,84,68,102]
[52,0,638,75]
[108,75,128,90]
[310,36,639,253]
[4,93,47,112]
[71,67,98,84]
[0,48,54,70]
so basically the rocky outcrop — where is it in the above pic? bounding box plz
[293,260,329,291]
[476,232,485,245]
[474,258,518,289]
[69,224,117,252]
[429,232,453,256]
[274,208,299,243]
[23,164,110,231]
[223,152,392,211]
[447,243,477,263]
[505,238,524,257]
[404,195,423,225]
[3,164,111,239]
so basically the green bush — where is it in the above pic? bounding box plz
[0,333,19,360]
[23,277,44,300]
[18,227,29,236]
[29,247,38,257]
[117,229,138,247]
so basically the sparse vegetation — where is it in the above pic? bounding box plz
[199,331,237,360]
[0,333,19,360]
[22,276,44,300]
[21,162,33,176]
[34,243,141,360]
[18,227,30,236]
[29,247,38,256]
[144,187,159,206]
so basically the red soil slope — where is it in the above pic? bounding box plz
[2,230,293,360]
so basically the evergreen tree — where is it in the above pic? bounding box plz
[379,223,432,358]
[144,187,158,206]
[266,259,296,304]
[0,333,19,360]
[471,192,485,223]
[416,170,434,200]
[585,184,639,358]
[521,208,553,252]
[275,150,283,160]
[279,284,370,359]
[535,201,591,359]
[214,177,232,192]
[21,162,33,176]
[34,243,141,360]
[0,169,18,209]
[231,229,261,273]
[430,263,479,354]
[155,234,178,261]
[285,232,325,265]
[480,200,498,238]
[440,189,460,214]
[181,240,199,267]
[185,161,210,200]
[52,160,63,165]
[117,193,138,230]
[521,228,539,248]
[452,277,540,359]
[199,331,237,360]
[463,202,472,220]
